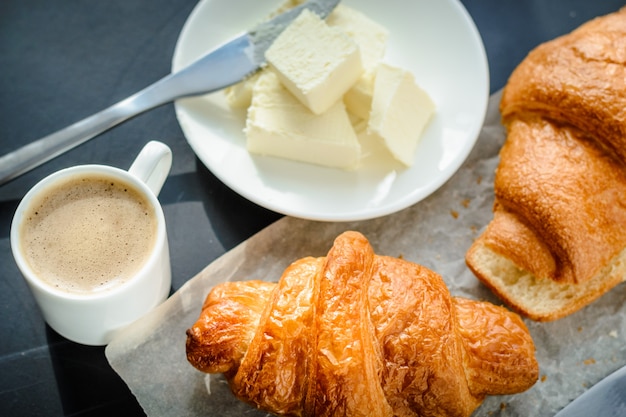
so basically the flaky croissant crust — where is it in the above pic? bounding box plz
[187,231,538,417]
[484,8,626,285]
[501,7,626,165]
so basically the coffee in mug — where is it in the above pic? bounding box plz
[11,141,172,346]
[19,173,158,294]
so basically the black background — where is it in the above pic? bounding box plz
[1,1,624,416]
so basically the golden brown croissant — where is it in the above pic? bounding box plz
[466,8,626,321]
[187,231,538,416]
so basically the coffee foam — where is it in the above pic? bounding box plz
[20,174,158,294]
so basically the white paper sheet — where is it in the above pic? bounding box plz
[106,91,626,416]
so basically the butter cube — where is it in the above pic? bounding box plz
[343,70,376,120]
[326,5,388,120]
[368,63,435,166]
[224,71,262,109]
[245,71,361,169]
[265,9,363,115]
[327,5,388,72]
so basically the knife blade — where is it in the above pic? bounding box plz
[554,365,626,417]
[0,0,341,185]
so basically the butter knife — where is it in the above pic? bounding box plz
[554,365,626,417]
[0,0,340,185]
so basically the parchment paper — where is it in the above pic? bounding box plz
[106,91,626,416]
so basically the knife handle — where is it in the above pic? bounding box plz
[0,79,175,186]
[0,33,254,186]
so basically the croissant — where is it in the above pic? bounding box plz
[465,8,626,321]
[186,231,538,416]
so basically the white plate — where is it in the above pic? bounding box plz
[172,0,489,221]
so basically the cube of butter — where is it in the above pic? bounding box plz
[245,71,361,169]
[368,63,435,166]
[224,71,262,109]
[343,70,376,120]
[265,9,363,115]
[327,5,388,120]
[326,5,388,72]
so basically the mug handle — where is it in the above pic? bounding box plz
[128,141,172,196]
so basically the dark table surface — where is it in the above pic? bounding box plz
[1,1,624,416]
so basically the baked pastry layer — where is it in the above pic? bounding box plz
[187,231,538,416]
[466,8,626,321]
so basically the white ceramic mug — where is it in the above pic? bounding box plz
[11,141,173,346]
